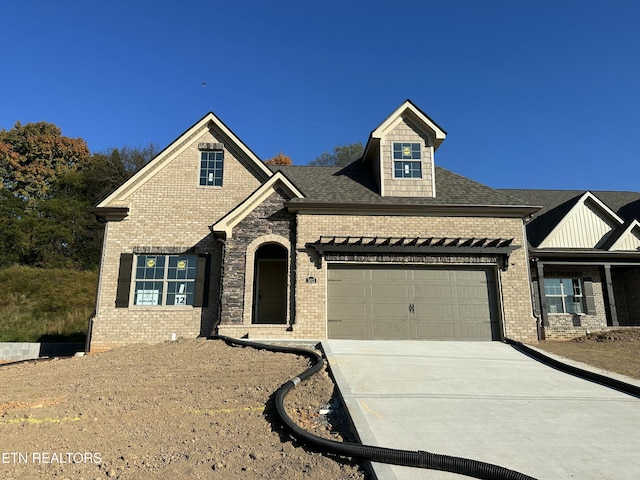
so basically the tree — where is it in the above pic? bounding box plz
[308,142,364,167]
[0,189,27,268]
[74,144,158,204]
[0,134,157,270]
[264,152,293,165]
[0,121,90,204]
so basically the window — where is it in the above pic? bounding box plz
[393,142,422,178]
[544,278,584,314]
[133,255,198,306]
[199,150,223,186]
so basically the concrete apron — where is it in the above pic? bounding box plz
[322,340,640,480]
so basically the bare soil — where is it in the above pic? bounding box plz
[0,338,367,480]
[4,329,637,479]
[534,328,640,379]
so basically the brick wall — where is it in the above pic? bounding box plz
[90,127,263,351]
[534,266,609,340]
[292,213,538,342]
[614,268,640,326]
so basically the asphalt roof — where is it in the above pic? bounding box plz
[501,189,640,247]
[271,162,528,207]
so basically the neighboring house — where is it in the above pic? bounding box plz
[502,189,640,339]
[88,100,543,352]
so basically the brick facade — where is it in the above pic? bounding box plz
[90,105,541,350]
[613,268,640,326]
[292,213,537,342]
[90,126,263,351]
[532,265,640,340]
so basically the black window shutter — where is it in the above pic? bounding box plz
[115,253,134,308]
[194,255,210,307]
[583,278,596,314]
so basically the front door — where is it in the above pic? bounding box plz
[254,259,287,324]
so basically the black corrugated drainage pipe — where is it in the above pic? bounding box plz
[211,335,537,480]
[505,338,640,399]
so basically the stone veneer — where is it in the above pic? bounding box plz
[218,189,296,328]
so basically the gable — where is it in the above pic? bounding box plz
[608,220,640,251]
[210,172,304,239]
[363,100,446,198]
[539,192,623,248]
[97,112,272,209]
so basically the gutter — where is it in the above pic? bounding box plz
[284,202,541,218]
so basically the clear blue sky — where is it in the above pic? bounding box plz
[2,1,639,191]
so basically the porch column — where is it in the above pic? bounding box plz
[536,261,549,327]
[602,264,619,327]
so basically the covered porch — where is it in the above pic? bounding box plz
[531,250,640,340]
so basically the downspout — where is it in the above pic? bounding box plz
[521,219,541,341]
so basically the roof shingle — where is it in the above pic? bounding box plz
[271,163,530,207]
[501,189,640,247]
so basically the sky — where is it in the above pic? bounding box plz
[2,1,639,191]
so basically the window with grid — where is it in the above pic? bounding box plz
[199,150,224,186]
[393,142,422,178]
[543,278,584,314]
[134,255,197,306]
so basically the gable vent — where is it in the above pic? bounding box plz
[198,142,224,151]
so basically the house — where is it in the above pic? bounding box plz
[502,189,640,339]
[88,100,544,351]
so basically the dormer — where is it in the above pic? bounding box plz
[362,100,446,198]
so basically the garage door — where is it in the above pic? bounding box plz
[327,264,500,340]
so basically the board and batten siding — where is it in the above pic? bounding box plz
[611,230,640,251]
[541,202,618,249]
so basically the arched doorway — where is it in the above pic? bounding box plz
[252,243,287,324]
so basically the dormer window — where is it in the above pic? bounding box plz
[393,142,422,178]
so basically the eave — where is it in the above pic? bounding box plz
[284,201,540,218]
[89,206,129,221]
[530,248,640,265]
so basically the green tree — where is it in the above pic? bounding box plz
[0,189,27,268]
[66,144,157,205]
[0,121,90,203]
[308,142,364,167]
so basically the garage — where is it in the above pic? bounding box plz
[327,264,501,340]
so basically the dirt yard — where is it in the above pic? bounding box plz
[534,328,640,379]
[2,330,638,480]
[0,338,367,480]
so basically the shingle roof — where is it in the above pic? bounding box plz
[501,189,640,247]
[271,163,528,207]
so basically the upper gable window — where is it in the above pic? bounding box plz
[199,150,224,186]
[393,142,422,179]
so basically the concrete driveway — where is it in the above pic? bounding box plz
[321,340,640,480]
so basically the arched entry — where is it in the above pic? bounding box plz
[252,243,287,324]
